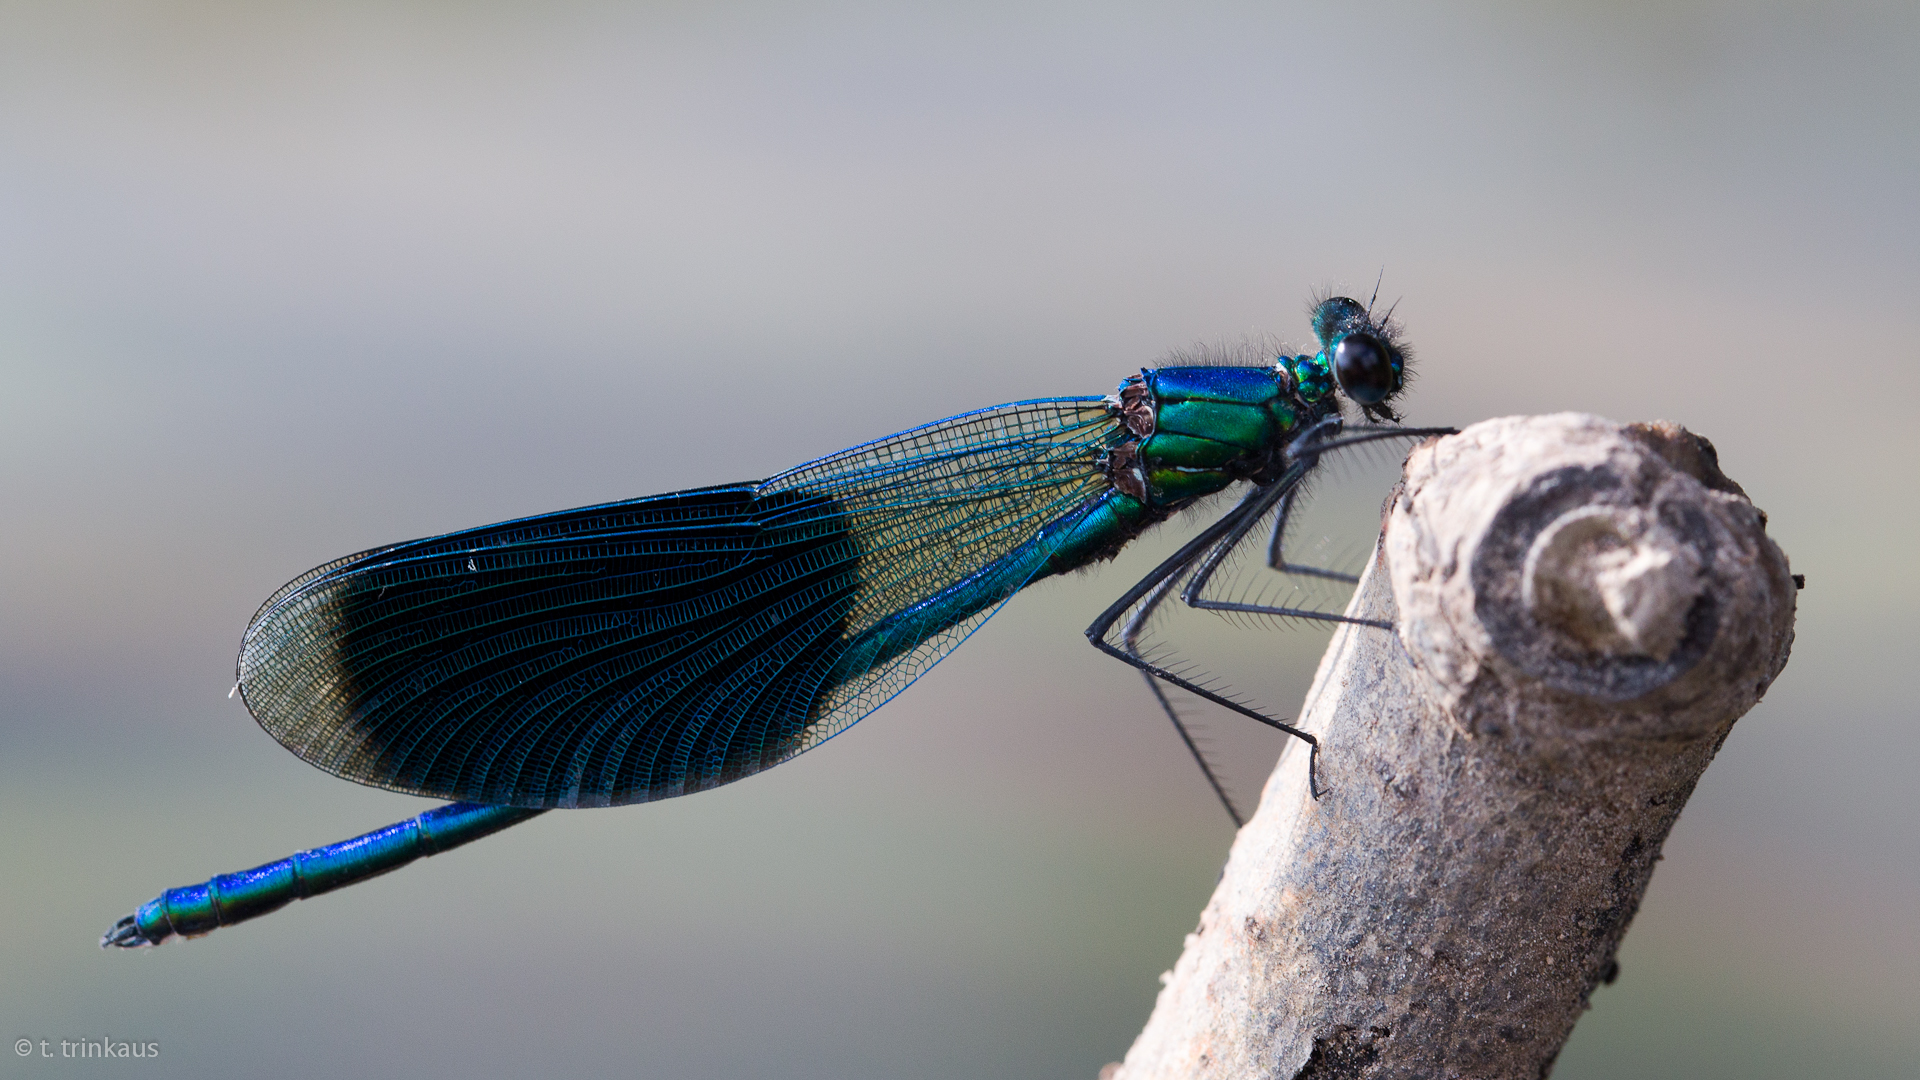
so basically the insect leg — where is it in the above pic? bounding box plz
[1265,486,1359,584]
[1181,425,1458,630]
[1120,574,1246,827]
[1086,482,1329,799]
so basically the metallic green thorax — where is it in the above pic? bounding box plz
[1027,361,1334,583]
[1122,365,1310,504]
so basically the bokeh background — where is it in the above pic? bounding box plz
[3,2,1915,1077]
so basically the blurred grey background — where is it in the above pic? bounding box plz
[2,2,1914,1077]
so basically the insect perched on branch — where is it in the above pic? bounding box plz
[104,295,1449,948]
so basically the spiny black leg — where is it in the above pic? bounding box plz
[1086,485,1328,799]
[1264,416,1361,584]
[1086,426,1455,803]
[1175,435,1382,631]
[1199,494,1394,627]
[1140,669,1245,828]
[1088,483,1274,643]
[1174,416,1344,606]
[1092,627,1326,800]
[1265,487,1360,584]
[1121,574,1245,827]
[1181,424,1458,630]
[1118,555,1181,653]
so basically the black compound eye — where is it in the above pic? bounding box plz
[1332,333,1395,405]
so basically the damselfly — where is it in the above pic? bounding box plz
[103,295,1449,948]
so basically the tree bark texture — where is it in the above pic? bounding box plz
[1109,414,1798,1080]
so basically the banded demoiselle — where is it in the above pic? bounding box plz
[103,295,1449,948]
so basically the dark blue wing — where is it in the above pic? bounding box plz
[237,399,1122,807]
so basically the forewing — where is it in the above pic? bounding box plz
[759,397,1122,749]
[237,399,1121,807]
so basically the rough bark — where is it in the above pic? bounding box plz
[1108,414,1798,1080]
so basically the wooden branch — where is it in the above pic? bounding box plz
[1108,414,1798,1080]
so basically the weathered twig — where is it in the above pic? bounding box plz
[1110,414,1798,1080]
